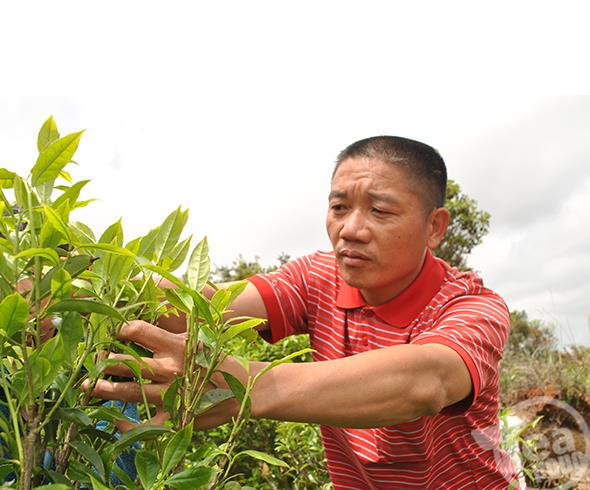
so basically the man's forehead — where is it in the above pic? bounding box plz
[328,189,402,205]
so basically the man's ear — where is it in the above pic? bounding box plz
[427,207,450,250]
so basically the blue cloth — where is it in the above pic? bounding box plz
[97,401,140,482]
[0,388,139,484]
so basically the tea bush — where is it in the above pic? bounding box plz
[0,117,309,489]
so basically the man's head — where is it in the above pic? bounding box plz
[327,136,449,305]
[333,136,447,213]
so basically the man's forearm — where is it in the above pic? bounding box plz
[250,343,471,429]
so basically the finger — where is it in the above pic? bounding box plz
[102,354,167,382]
[115,407,170,433]
[118,320,182,352]
[82,379,169,404]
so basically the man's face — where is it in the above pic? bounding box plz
[326,157,447,305]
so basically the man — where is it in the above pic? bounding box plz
[87,136,518,489]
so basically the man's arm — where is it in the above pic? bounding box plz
[248,342,472,428]
[86,315,472,430]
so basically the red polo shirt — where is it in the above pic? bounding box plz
[249,250,518,489]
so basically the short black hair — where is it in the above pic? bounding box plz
[333,136,447,210]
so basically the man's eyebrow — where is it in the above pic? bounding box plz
[367,191,400,205]
[328,191,346,200]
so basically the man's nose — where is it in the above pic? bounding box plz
[339,210,370,242]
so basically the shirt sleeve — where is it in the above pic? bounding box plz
[247,254,314,343]
[411,292,510,414]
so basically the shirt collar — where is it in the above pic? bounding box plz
[335,249,447,327]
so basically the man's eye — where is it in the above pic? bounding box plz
[330,204,346,212]
[372,208,389,215]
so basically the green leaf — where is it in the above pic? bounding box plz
[163,376,180,414]
[220,318,265,344]
[211,289,231,312]
[162,422,194,477]
[70,439,105,481]
[99,218,123,246]
[138,226,160,261]
[44,205,75,244]
[51,268,72,299]
[33,485,71,490]
[186,237,209,292]
[56,312,84,367]
[15,247,60,266]
[0,168,16,188]
[32,130,84,187]
[87,405,131,423]
[0,292,30,338]
[13,175,30,212]
[40,221,63,249]
[0,463,17,482]
[111,464,136,488]
[165,466,217,489]
[37,115,60,152]
[66,459,92,484]
[104,425,170,461]
[72,198,95,210]
[135,450,161,490]
[39,469,71,486]
[255,348,315,381]
[165,288,193,315]
[89,475,109,490]
[70,221,96,243]
[52,179,91,210]
[236,449,288,468]
[37,336,65,389]
[214,281,247,311]
[166,235,192,272]
[58,169,73,182]
[39,255,96,299]
[140,263,185,289]
[222,371,247,405]
[154,207,189,264]
[47,298,125,322]
[194,389,234,416]
[53,407,92,427]
[78,242,136,258]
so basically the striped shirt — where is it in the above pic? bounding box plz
[249,249,518,489]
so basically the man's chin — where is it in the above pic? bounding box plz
[340,270,369,289]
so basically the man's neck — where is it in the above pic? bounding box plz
[360,251,427,306]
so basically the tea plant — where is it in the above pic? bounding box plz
[0,117,309,489]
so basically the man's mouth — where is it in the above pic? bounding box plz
[338,248,371,267]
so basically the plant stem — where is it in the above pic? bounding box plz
[0,365,25,472]
[21,414,40,490]
[40,324,95,428]
[209,377,254,489]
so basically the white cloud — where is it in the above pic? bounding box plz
[1,1,590,346]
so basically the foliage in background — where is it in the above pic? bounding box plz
[505,310,557,356]
[434,179,490,270]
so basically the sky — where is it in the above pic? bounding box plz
[1,1,589,345]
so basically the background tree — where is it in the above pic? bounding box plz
[506,310,556,355]
[434,179,491,269]
[214,252,290,282]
